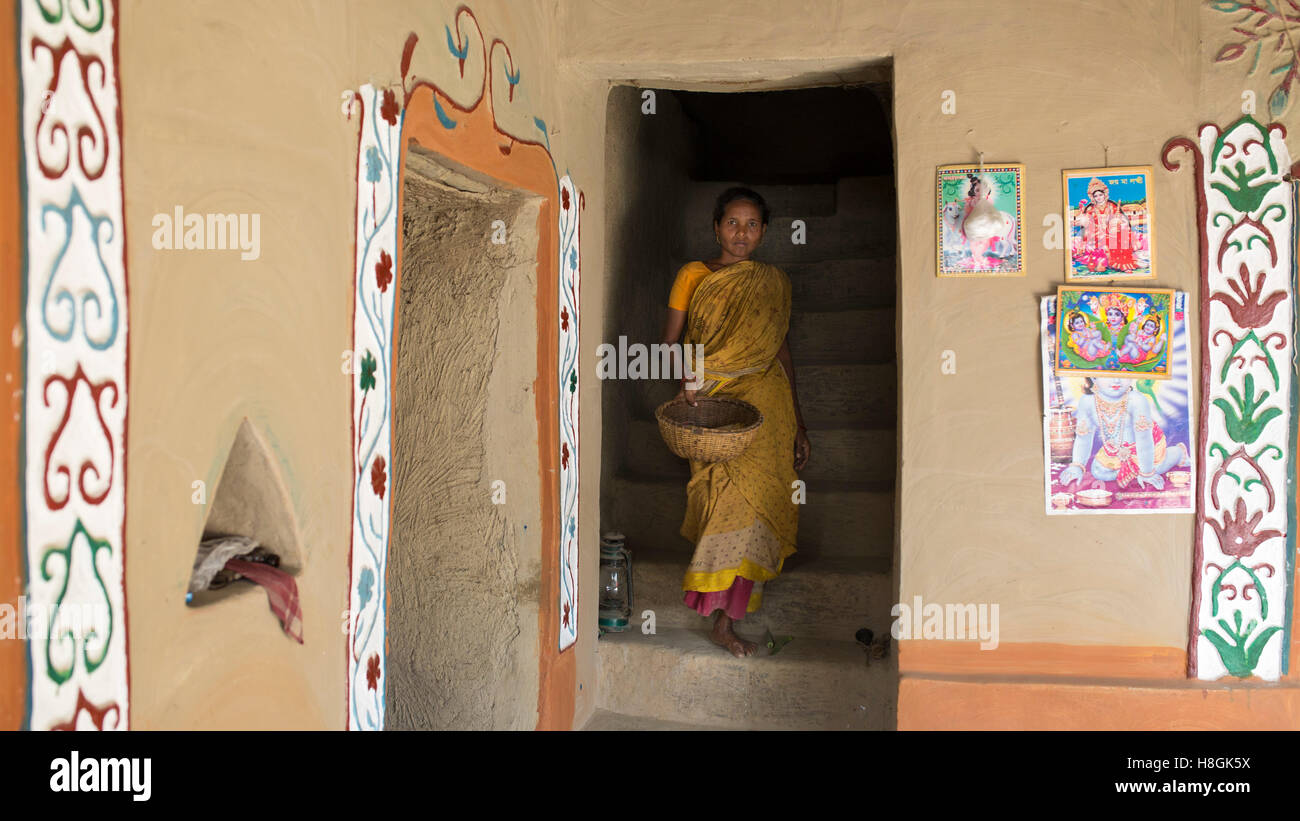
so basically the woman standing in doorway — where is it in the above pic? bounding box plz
[660,187,810,657]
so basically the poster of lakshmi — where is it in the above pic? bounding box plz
[1063,166,1155,281]
[936,163,1024,276]
[1041,292,1194,515]
[1054,286,1173,380]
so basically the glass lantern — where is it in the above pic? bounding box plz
[598,531,633,633]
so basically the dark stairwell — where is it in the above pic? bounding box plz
[591,82,898,729]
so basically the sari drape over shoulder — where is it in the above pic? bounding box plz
[677,260,799,616]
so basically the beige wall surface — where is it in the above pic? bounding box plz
[118,0,1300,729]
[559,0,1300,651]
[119,0,583,729]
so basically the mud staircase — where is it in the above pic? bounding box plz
[587,177,898,730]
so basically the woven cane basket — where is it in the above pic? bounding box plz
[655,397,763,463]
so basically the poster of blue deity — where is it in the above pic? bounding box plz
[1063,166,1156,281]
[1054,286,1173,380]
[1041,292,1194,515]
[936,163,1025,277]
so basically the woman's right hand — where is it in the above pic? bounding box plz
[674,383,698,407]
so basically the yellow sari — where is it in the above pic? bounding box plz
[680,260,799,614]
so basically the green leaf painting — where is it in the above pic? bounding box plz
[1210,160,1277,215]
[1212,373,1282,444]
[1203,610,1282,679]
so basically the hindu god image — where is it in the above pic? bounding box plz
[1063,168,1156,281]
[1057,288,1171,379]
[1058,375,1191,490]
[937,165,1024,276]
[1072,177,1138,273]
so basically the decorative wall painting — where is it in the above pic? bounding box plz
[19,0,131,729]
[1041,293,1194,515]
[1063,166,1156,281]
[1054,286,1174,380]
[1164,115,1296,681]
[936,163,1025,277]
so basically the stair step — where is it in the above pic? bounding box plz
[835,176,895,216]
[785,258,896,310]
[581,709,724,731]
[669,257,897,311]
[605,474,894,559]
[624,362,897,428]
[624,419,896,485]
[788,307,894,364]
[681,176,894,224]
[595,627,897,730]
[627,549,893,641]
[799,363,896,427]
[683,213,895,264]
[682,181,839,222]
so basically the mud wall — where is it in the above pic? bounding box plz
[6,0,1299,731]
[387,160,541,730]
[600,86,695,534]
[560,0,1300,728]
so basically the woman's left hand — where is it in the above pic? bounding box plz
[794,429,811,471]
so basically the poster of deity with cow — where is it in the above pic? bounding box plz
[936,163,1025,276]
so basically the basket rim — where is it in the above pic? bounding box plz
[654,397,764,435]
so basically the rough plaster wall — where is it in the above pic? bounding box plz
[601,86,695,536]
[387,166,540,730]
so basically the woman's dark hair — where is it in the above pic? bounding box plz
[713,186,770,226]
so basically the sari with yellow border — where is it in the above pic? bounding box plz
[679,259,799,617]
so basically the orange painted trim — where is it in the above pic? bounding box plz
[900,677,1300,730]
[397,83,574,730]
[0,0,26,732]
[900,616,1300,728]
[900,532,1300,688]
[900,640,1188,681]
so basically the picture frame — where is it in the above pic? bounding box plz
[1041,292,1194,515]
[1054,286,1175,380]
[1062,166,1156,281]
[936,163,1025,277]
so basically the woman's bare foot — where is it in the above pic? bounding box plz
[709,612,757,658]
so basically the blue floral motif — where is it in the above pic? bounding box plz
[40,186,118,350]
[357,566,374,613]
[445,24,468,60]
[365,147,381,183]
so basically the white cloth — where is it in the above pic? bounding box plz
[188,536,259,593]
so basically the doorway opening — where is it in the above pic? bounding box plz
[594,80,899,729]
[386,145,542,730]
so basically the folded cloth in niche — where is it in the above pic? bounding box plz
[224,558,304,644]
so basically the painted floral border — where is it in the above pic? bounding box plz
[1165,115,1296,680]
[344,7,583,728]
[19,0,130,729]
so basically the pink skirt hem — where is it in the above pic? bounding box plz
[683,576,754,621]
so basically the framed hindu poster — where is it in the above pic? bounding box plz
[1041,292,1194,515]
[1054,286,1174,380]
[936,163,1025,277]
[1063,166,1156,281]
